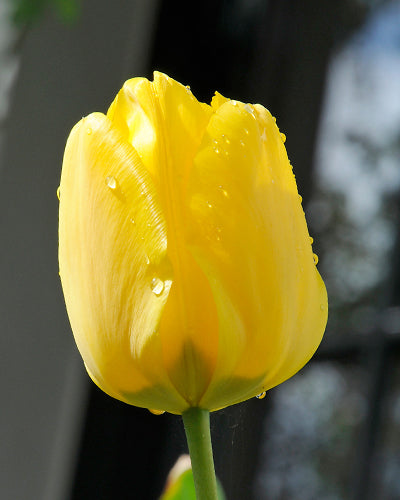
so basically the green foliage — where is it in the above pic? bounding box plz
[11,0,80,26]
[160,468,226,500]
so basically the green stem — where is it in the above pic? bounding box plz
[182,408,218,500]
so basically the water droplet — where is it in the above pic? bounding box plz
[221,134,230,145]
[271,179,275,183]
[186,85,191,91]
[56,186,60,200]
[256,391,266,400]
[105,176,117,190]
[130,218,135,225]
[272,116,277,122]
[87,127,92,135]
[244,128,249,135]
[213,146,221,154]
[151,277,164,296]
[313,253,319,265]
[239,140,245,147]
[309,236,314,244]
[145,254,150,265]
[207,201,213,208]
[298,195,303,203]
[149,409,165,415]
[231,100,238,107]
[261,129,267,142]
[320,304,325,311]
[218,185,229,198]
[244,104,255,118]
[280,133,286,143]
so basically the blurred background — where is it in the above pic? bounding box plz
[0,0,399,499]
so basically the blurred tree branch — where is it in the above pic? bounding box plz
[11,0,80,27]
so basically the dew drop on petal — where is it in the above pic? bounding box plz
[105,176,117,190]
[239,140,245,147]
[261,129,267,142]
[149,409,165,415]
[231,100,238,106]
[256,391,266,400]
[313,253,319,265]
[244,104,256,118]
[130,218,135,225]
[309,236,314,245]
[244,128,249,135]
[56,186,60,200]
[298,195,303,203]
[207,201,213,208]
[320,304,325,311]
[151,277,164,296]
[213,147,220,154]
[280,132,286,143]
[87,127,92,135]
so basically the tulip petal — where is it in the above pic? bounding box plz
[59,112,188,413]
[107,72,213,194]
[185,100,327,409]
[108,73,224,405]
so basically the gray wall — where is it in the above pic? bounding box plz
[0,1,159,498]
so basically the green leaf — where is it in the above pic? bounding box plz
[160,464,226,500]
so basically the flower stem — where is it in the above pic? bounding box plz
[182,407,218,500]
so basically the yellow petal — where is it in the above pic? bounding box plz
[211,91,230,110]
[107,72,213,194]
[184,100,327,410]
[58,112,188,413]
[108,73,222,405]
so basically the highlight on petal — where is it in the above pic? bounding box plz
[59,112,188,413]
[107,71,213,192]
[59,72,327,414]
[107,72,221,406]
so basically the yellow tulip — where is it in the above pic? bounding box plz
[58,72,327,415]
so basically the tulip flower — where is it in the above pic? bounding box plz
[58,71,327,499]
[59,70,327,413]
